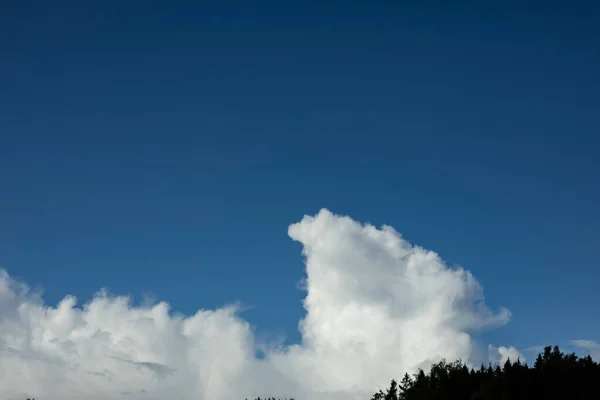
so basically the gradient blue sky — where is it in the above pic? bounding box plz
[1,0,599,354]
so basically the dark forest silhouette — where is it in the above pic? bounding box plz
[247,345,599,400]
[369,345,599,400]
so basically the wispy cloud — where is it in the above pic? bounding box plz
[109,356,175,379]
[570,339,600,359]
[522,345,546,354]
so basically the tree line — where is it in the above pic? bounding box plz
[370,345,599,400]
[248,345,599,400]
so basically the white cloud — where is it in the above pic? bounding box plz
[0,208,516,400]
[488,345,525,365]
[570,340,600,360]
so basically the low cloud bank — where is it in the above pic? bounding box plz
[0,209,521,400]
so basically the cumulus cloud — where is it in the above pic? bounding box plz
[0,209,516,400]
[488,345,525,365]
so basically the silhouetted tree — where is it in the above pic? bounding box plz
[384,379,398,400]
[370,345,600,400]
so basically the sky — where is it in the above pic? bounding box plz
[1,1,599,399]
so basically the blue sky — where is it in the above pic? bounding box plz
[1,0,599,373]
